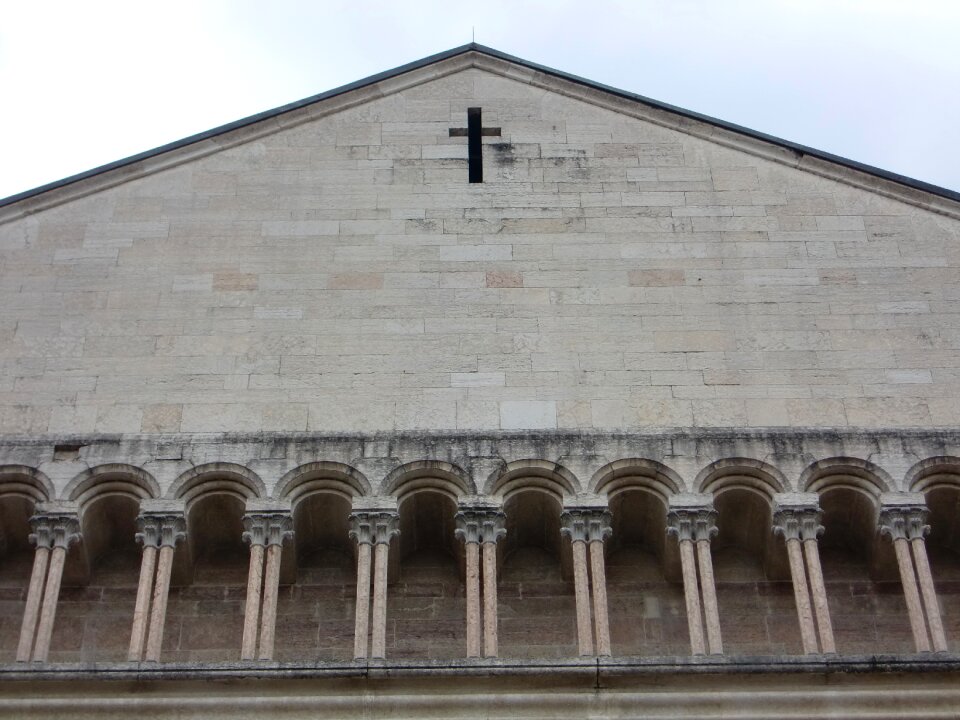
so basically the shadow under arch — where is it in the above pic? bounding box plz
[906,456,960,494]
[697,457,786,503]
[64,464,160,514]
[274,461,370,506]
[591,458,682,505]
[0,465,53,504]
[384,460,472,506]
[485,459,579,503]
[800,457,893,499]
[168,462,265,508]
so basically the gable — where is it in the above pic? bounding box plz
[0,51,959,435]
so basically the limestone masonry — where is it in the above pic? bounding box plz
[1,45,960,718]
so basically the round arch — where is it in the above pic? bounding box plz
[697,457,786,504]
[385,460,472,506]
[591,458,682,504]
[275,461,370,506]
[168,462,265,507]
[486,459,579,504]
[64,464,160,513]
[906,456,960,494]
[801,456,892,499]
[0,465,53,504]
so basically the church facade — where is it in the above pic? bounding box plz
[1,45,959,717]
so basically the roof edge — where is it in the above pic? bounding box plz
[1,42,958,210]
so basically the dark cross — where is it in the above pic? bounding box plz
[449,107,501,183]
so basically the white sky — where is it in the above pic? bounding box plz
[1,0,958,199]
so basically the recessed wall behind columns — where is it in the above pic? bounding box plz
[1,64,959,435]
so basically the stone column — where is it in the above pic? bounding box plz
[668,507,722,656]
[128,518,163,662]
[455,508,506,659]
[351,511,399,660]
[796,508,836,654]
[241,513,294,661]
[880,506,932,653]
[773,508,819,655]
[586,511,613,657]
[28,515,81,663]
[561,510,594,656]
[692,510,723,655]
[16,534,51,661]
[143,514,186,662]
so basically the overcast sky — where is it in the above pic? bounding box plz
[1,1,958,200]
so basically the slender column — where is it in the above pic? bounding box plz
[668,511,705,656]
[128,524,160,662]
[257,516,293,661]
[16,538,51,662]
[143,515,186,662]
[349,513,374,660]
[352,511,399,660]
[798,510,836,654]
[692,510,723,655]
[240,543,265,660]
[561,510,594,656]
[480,512,506,658]
[903,508,948,653]
[773,510,818,654]
[455,511,482,658]
[589,539,611,656]
[30,515,81,662]
[880,508,931,653]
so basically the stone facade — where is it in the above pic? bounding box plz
[1,44,960,718]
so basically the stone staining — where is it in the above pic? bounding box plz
[448,107,501,183]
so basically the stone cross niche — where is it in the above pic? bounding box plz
[449,107,501,183]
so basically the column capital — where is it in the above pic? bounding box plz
[560,508,612,544]
[242,512,294,547]
[136,513,187,548]
[879,505,930,541]
[455,507,507,545]
[773,506,824,542]
[29,514,81,550]
[349,511,400,546]
[667,507,717,543]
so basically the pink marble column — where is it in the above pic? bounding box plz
[561,510,594,656]
[240,543,265,660]
[880,507,931,653]
[128,527,159,662]
[692,510,723,655]
[257,515,292,661]
[668,508,716,656]
[143,515,186,663]
[16,540,51,662]
[798,510,836,654]
[479,513,505,658]
[902,507,947,652]
[350,520,373,660]
[28,515,80,663]
[240,512,293,661]
[454,511,483,658]
[773,508,819,655]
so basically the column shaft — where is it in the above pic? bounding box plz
[241,543,265,660]
[144,545,175,662]
[481,541,499,657]
[257,543,282,660]
[679,539,705,655]
[16,546,49,662]
[911,537,947,653]
[465,541,481,658]
[128,545,158,661]
[370,541,390,659]
[695,539,723,655]
[353,542,372,660]
[570,539,594,656]
[802,538,836,654]
[32,546,67,662]
[893,536,931,652]
[785,537,818,654]
[588,540,611,657]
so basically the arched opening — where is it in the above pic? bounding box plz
[47,495,141,662]
[818,486,909,654]
[275,492,355,661]
[163,493,248,662]
[921,483,960,651]
[390,490,462,659]
[499,489,573,658]
[712,488,795,655]
[605,489,686,656]
[0,494,37,662]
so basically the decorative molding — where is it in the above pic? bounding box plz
[135,514,187,549]
[879,506,930,542]
[560,508,612,544]
[28,514,81,550]
[773,507,824,542]
[349,511,400,546]
[455,508,507,545]
[242,513,294,547]
[667,508,718,543]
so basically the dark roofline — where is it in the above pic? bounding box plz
[2,43,958,208]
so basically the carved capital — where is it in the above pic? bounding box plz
[667,508,717,543]
[455,508,506,545]
[560,508,612,544]
[242,513,294,547]
[879,505,930,542]
[29,514,81,550]
[773,507,823,543]
[349,511,399,546]
[136,514,186,549]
